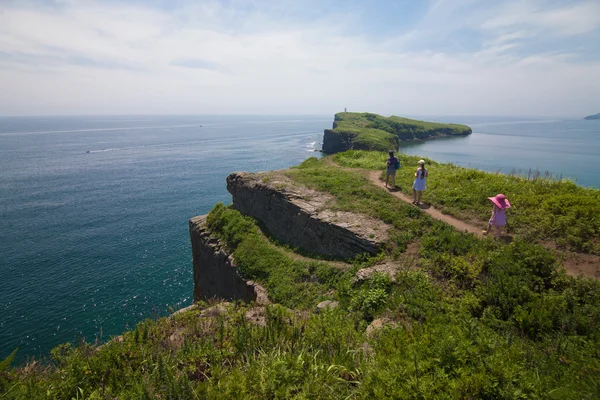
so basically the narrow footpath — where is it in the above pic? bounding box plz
[366,170,600,279]
[367,171,484,237]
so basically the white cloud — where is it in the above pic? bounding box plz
[0,0,598,116]
[482,0,600,36]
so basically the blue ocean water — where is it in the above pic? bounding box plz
[0,115,599,363]
[0,115,326,363]
[400,116,600,188]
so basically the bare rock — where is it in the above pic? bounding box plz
[245,306,267,327]
[189,215,268,303]
[226,172,388,259]
[355,262,400,283]
[199,303,230,318]
[316,300,339,312]
[366,318,398,338]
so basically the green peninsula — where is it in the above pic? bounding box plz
[584,113,600,120]
[322,112,472,153]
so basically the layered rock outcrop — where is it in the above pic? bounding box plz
[226,172,388,259]
[322,129,358,154]
[189,215,268,304]
[190,171,389,303]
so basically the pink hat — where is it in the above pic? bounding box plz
[488,193,511,209]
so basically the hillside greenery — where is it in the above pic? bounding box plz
[205,202,345,309]
[2,152,600,399]
[334,150,600,254]
[327,112,472,152]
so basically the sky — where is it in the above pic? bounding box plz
[0,0,599,116]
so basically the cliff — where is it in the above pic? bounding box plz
[226,171,388,259]
[188,170,390,302]
[322,112,472,154]
[189,215,268,303]
[584,113,600,120]
[4,151,600,399]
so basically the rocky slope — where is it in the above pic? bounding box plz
[189,215,268,303]
[226,172,388,259]
[189,171,389,301]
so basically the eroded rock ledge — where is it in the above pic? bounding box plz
[226,172,388,259]
[189,215,268,304]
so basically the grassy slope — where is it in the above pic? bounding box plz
[3,154,600,399]
[331,112,472,151]
[205,203,345,309]
[334,150,600,254]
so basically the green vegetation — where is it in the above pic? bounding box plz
[206,203,345,309]
[334,150,600,254]
[285,157,438,253]
[323,112,472,153]
[3,152,600,399]
[4,240,600,399]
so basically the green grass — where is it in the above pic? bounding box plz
[334,150,600,254]
[206,203,345,309]
[3,153,600,398]
[285,157,441,253]
[327,112,472,152]
[3,270,600,399]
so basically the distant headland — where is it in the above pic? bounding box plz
[584,113,600,120]
[322,112,472,154]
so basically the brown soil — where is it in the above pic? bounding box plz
[368,171,483,238]
[543,242,600,280]
[366,171,600,280]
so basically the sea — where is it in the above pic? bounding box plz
[1,115,599,363]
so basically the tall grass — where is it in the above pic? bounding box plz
[207,203,345,309]
[3,152,600,398]
[334,150,600,254]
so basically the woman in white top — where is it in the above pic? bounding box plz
[412,160,428,205]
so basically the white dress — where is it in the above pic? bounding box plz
[413,169,427,191]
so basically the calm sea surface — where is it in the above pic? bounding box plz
[400,116,600,188]
[1,115,599,362]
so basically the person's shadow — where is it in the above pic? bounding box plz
[416,202,431,209]
[498,235,514,244]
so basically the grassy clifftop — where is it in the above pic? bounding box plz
[2,151,600,399]
[334,151,600,255]
[322,112,472,153]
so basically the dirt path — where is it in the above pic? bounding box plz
[366,171,600,279]
[367,171,484,237]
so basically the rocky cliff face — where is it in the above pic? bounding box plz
[189,215,268,303]
[190,172,389,303]
[226,172,388,259]
[322,129,356,154]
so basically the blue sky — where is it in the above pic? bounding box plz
[0,0,599,116]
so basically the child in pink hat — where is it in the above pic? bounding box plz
[483,194,511,237]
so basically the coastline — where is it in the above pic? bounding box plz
[2,115,600,364]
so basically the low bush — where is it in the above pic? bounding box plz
[3,152,600,398]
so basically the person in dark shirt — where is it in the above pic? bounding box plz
[385,150,400,189]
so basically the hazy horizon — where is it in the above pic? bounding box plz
[1,0,599,117]
[0,112,590,119]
